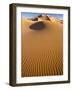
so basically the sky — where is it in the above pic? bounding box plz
[21,12,63,20]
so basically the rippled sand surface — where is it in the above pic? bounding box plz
[21,18,63,77]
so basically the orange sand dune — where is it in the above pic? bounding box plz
[21,17,63,77]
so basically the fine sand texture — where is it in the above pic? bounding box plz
[21,15,63,77]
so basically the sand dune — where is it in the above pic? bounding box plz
[21,15,63,77]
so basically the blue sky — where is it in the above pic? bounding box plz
[21,12,63,20]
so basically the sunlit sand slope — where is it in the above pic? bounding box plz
[21,16,63,77]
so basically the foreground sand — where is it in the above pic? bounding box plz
[21,18,63,77]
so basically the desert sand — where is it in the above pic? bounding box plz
[21,15,63,77]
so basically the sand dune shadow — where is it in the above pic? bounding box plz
[29,21,45,30]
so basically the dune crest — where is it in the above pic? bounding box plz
[22,14,63,31]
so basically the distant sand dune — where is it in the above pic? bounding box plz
[21,15,63,77]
